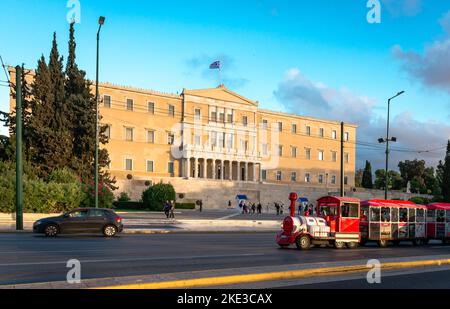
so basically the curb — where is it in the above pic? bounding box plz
[98,258,450,289]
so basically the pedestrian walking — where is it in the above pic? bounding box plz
[164,200,170,218]
[199,200,203,212]
[169,200,175,218]
[280,204,284,215]
[257,203,262,215]
[228,200,232,208]
[275,203,280,216]
[251,203,256,215]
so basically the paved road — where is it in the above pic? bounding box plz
[0,233,449,286]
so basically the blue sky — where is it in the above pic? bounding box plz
[1,0,449,170]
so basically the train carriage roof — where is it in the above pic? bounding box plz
[361,199,427,209]
[427,203,450,210]
[317,196,360,205]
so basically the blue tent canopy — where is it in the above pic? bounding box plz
[236,195,248,200]
[298,197,309,203]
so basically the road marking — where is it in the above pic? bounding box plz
[0,253,264,267]
[0,249,109,255]
[218,213,241,220]
[97,258,450,289]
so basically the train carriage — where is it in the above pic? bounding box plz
[426,203,450,244]
[360,199,427,247]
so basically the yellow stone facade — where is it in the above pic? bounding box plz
[8,67,357,193]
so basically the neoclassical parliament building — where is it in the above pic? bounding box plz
[9,67,357,205]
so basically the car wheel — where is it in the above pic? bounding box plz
[103,225,117,237]
[44,224,58,237]
[295,235,311,250]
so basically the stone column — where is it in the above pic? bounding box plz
[194,158,198,178]
[253,163,257,182]
[244,162,248,182]
[229,161,233,181]
[203,159,207,178]
[186,158,190,178]
[220,160,224,180]
[212,160,216,180]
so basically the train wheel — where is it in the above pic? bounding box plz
[392,240,401,246]
[279,244,289,249]
[359,239,367,247]
[295,235,311,250]
[334,241,346,249]
[443,239,450,245]
[413,239,424,246]
[377,240,388,248]
[347,242,358,249]
[423,239,429,245]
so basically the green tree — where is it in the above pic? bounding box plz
[374,169,403,191]
[355,168,363,188]
[437,141,450,202]
[142,182,176,211]
[362,160,373,189]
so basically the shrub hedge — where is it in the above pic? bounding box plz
[142,182,176,211]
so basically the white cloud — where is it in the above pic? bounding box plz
[273,68,450,171]
[381,0,423,17]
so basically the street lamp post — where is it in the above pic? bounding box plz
[379,91,404,200]
[95,16,105,209]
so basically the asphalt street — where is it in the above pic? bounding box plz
[1,233,449,287]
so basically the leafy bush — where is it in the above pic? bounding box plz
[175,203,196,210]
[142,182,176,211]
[80,181,114,209]
[113,201,146,210]
[117,192,131,202]
[0,163,86,213]
[47,167,79,184]
[409,196,432,205]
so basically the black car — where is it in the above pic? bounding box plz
[33,208,124,237]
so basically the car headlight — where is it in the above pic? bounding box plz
[34,220,42,226]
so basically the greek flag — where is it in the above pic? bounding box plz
[209,61,221,70]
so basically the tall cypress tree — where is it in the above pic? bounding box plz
[437,141,450,202]
[65,22,115,188]
[362,160,373,189]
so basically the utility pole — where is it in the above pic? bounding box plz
[15,66,23,230]
[340,122,345,197]
[95,16,105,209]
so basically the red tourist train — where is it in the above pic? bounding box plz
[276,193,450,250]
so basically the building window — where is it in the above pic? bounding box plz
[167,132,175,145]
[344,176,349,185]
[211,111,217,122]
[332,130,337,139]
[148,102,155,114]
[305,148,311,160]
[345,153,349,163]
[318,150,324,161]
[243,116,248,126]
[305,173,311,183]
[210,131,217,147]
[147,130,155,144]
[168,162,174,174]
[125,127,134,141]
[291,172,297,182]
[276,171,282,181]
[227,113,233,123]
[226,133,233,149]
[318,174,324,184]
[331,175,337,184]
[278,145,283,157]
[219,112,225,123]
[104,95,111,108]
[291,146,297,158]
[292,124,297,134]
[146,160,154,173]
[262,143,268,156]
[125,159,133,171]
[194,135,201,146]
[306,126,311,136]
[331,151,337,162]
[319,128,324,137]
[168,105,175,117]
[194,108,201,121]
[104,125,111,138]
[240,140,249,151]
[344,132,349,141]
[278,122,283,132]
[262,119,268,130]
[126,99,134,111]
[261,170,267,181]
